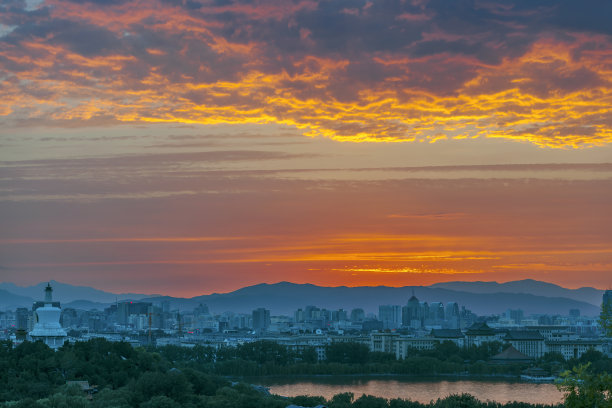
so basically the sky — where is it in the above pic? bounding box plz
[0,0,611,297]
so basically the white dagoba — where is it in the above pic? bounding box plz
[29,283,67,349]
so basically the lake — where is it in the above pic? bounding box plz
[255,376,564,405]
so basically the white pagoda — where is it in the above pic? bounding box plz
[29,283,67,349]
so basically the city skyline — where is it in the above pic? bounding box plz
[1,0,611,296]
[0,278,606,319]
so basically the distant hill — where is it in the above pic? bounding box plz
[429,279,604,306]
[140,281,602,317]
[0,289,33,310]
[0,280,603,317]
[0,280,159,304]
[63,300,113,311]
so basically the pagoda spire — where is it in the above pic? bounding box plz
[44,282,53,303]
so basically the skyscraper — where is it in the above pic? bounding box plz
[402,293,421,328]
[379,305,402,330]
[252,308,270,331]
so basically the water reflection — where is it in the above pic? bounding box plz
[259,377,563,405]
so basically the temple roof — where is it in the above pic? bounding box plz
[491,346,534,361]
[505,330,545,340]
[466,322,495,335]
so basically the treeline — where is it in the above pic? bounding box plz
[154,339,612,377]
[292,393,561,408]
[0,339,567,408]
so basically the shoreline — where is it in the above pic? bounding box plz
[237,372,526,382]
[242,374,564,406]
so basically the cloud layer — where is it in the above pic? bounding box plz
[2,152,611,294]
[1,0,611,147]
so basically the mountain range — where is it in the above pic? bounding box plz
[0,279,604,317]
[430,279,603,305]
[0,280,157,306]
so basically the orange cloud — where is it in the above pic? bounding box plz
[0,1,610,148]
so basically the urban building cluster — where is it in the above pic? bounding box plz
[1,284,610,363]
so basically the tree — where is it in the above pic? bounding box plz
[236,341,291,365]
[291,395,327,407]
[557,363,612,408]
[297,346,318,364]
[91,388,131,408]
[600,300,612,338]
[353,394,389,408]
[432,393,481,408]
[328,392,354,408]
[326,342,369,364]
[133,371,192,404]
[140,396,181,408]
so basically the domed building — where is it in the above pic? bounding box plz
[29,283,67,349]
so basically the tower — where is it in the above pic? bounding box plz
[44,283,53,303]
[29,282,67,349]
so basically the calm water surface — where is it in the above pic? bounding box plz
[257,377,563,405]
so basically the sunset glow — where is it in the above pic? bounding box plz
[1,0,611,295]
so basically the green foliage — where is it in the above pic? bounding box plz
[133,370,192,404]
[326,343,370,364]
[328,392,355,408]
[368,351,396,363]
[353,394,389,408]
[388,398,424,408]
[557,363,612,408]
[91,388,132,408]
[37,390,91,408]
[0,337,594,408]
[291,394,327,407]
[236,340,292,365]
[600,301,612,338]
[9,398,46,408]
[139,396,180,408]
[432,393,482,408]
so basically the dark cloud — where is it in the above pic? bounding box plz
[544,0,612,36]
[0,0,610,145]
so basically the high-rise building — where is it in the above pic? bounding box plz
[402,293,421,328]
[332,309,348,322]
[445,302,460,329]
[505,309,524,324]
[379,305,402,329]
[350,308,365,322]
[428,302,445,325]
[294,308,305,323]
[252,308,270,331]
[117,301,153,326]
[194,303,210,316]
[304,305,320,320]
[15,308,29,331]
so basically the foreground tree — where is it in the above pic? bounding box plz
[600,299,612,338]
[557,363,612,408]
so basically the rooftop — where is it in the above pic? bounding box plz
[431,329,464,339]
[490,346,534,362]
[505,330,545,341]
